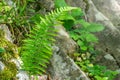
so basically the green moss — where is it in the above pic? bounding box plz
[0,29,18,60]
[0,29,18,79]
[0,62,17,80]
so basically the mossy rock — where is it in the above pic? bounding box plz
[0,62,17,80]
[0,29,18,79]
[0,29,18,61]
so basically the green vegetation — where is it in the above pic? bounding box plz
[0,62,17,80]
[0,0,118,79]
[21,7,79,75]
[75,57,118,80]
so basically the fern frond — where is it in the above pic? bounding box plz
[21,7,78,75]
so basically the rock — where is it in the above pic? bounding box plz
[48,25,89,80]
[65,0,120,70]
[55,25,77,55]
[16,71,29,80]
[48,46,90,80]
[10,58,22,69]
[104,54,115,61]
[91,0,120,27]
[66,0,86,11]
[0,24,13,42]
[86,0,120,70]
[0,61,5,71]
[30,75,48,80]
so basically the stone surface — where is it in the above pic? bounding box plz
[48,25,89,80]
[104,54,115,61]
[66,0,86,10]
[48,46,90,80]
[0,24,13,42]
[65,0,120,70]
[0,61,5,71]
[92,0,120,27]
[16,71,29,80]
[10,58,22,69]
[55,25,77,55]
[86,0,120,70]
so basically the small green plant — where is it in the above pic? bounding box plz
[88,65,118,80]
[54,0,104,54]
[0,47,5,53]
[69,21,104,53]
[76,59,118,80]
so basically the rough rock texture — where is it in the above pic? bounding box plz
[54,25,77,55]
[48,46,90,80]
[16,71,29,80]
[86,0,120,70]
[92,0,120,27]
[66,0,86,10]
[48,25,90,80]
[0,61,5,71]
[65,0,120,72]
[0,24,13,42]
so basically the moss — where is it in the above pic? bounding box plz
[0,29,19,60]
[0,29,18,79]
[0,62,17,80]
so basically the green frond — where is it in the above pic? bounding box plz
[21,6,79,75]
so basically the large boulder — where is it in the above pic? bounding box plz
[86,0,120,70]
[48,46,90,80]
[65,0,120,71]
[91,0,120,27]
[48,25,90,80]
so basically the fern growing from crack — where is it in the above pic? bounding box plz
[21,7,78,75]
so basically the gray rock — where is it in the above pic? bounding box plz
[10,58,22,69]
[48,49,90,80]
[65,0,120,70]
[0,24,13,42]
[86,0,120,70]
[104,54,115,61]
[54,25,77,55]
[0,61,5,71]
[48,25,89,80]
[16,71,29,80]
[92,0,120,27]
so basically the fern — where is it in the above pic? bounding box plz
[21,7,78,75]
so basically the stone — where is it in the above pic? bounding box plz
[48,46,90,80]
[16,71,29,80]
[91,0,120,27]
[47,24,90,80]
[86,0,120,70]
[66,0,86,11]
[65,0,120,70]
[0,24,13,42]
[104,54,115,61]
[0,61,5,71]
[54,25,77,55]
[10,58,22,69]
